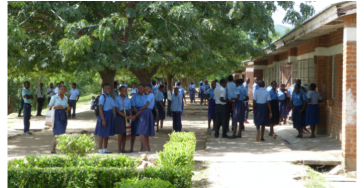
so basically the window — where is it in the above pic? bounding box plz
[332,56,335,99]
[292,61,298,85]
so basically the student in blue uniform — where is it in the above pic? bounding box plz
[226,75,237,132]
[229,79,248,138]
[49,85,70,154]
[305,83,322,138]
[167,85,173,117]
[151,80,159,128]
[174,81,187,118]
[115,86,134,153]
[171,87,182,132]
[131,84,147,152]
[268,81,279,137]
[290,84,307,138]
[156,85,166,130]
[163,82,168,104]
[22,81,34,135]
[203,81,216,131]
[94,83,116,154]
[130,83,138,96]
[135,84,155,153]
[253,81,272,141]
[189,82,196,104]
[68,83,80,119]
[277,83,290,125]
[242,77,250,124]
[199,82,205,106]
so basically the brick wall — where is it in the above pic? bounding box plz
[254,70,263,81]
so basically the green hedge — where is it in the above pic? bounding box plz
[115,178,176,188]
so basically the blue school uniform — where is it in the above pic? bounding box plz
[189,84,196,99]
[253,88,271,126]
[156,90,165,120]
[233,86,247,123]
[305,91,322,126]
[49,95,69,135]
[199,86,205,100]
[94,94,117,137]
[173,87,185,115]
[137,93,155,136]
[204,88,216,120]
[291,91,307,129]
[171,94,182,131]
[115,95,131,134]
[131,93,147,136]
[268,88,279,124]
[277,89,288,119]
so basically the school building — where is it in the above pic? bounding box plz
[233,1,357,171]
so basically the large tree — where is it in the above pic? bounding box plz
[8,1,315,98]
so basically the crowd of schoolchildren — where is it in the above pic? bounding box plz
[18,75,322,154]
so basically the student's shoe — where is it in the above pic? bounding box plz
[24,132,31,135]
[222,135,228,138]
[103,149,112,153]
[98,149,104,154]
[18,115,22,117]
[260,138,265,141]
[244,121,249,124]
[36,114,41,116]
[256,132,260,141]
[26,131,32,135]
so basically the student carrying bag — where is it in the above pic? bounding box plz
[94,94,106,117]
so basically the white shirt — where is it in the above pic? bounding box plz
[214,85,226,105]
[130,88,138,94]
[47,87,55,97]
[226,82,237,101]
[53,87,59,94]
[307,91,322,104]
[35,88,45,98]
[253,88,271,104]
[167,90,172,100]
[69,88,80,100]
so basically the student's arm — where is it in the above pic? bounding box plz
[299,93,308,114]
[99,105,106,126]
[231,94,239,101]
[159,100,165,112]
[128,109,135,121]
[135,101,149,117]
[266,101,272,118]
[116,107,129,118]
[243,96,249,101]
[284,90,290,98]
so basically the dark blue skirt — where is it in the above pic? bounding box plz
[278,100,288,119]
[53,109,67,135]
[131,107,141,136]
[270,100,280,125]
[115,111,129,134]
[94,110,115,137]
[189,89,195,99]
[305,104,320,126]
[208,99,216,120]
[199,90,205,100]
[254,103,270,126]
[137,109,155,136]
[233,101,246,123]
[292,105,306,129]
[157,101,165,120]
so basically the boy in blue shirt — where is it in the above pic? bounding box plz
[68,83,80,118]
[171,87,182,132]
[156,85,166,131]
[22,81,34,135]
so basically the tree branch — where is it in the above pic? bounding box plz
[18,10,36,26]
[51,9,64,21]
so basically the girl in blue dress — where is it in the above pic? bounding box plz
[49,85,70,154]
[230,79,249,138]
[131,84,147,152]
[115,86,134,153]
[203,81,216,131]
[289,84,307,138]
[277,83,290,125]
[135,84,155,153]
[199,83,205,106]
[189,82,196,104]
[305,83,323,138]
[94,83,117,153]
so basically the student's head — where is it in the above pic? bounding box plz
[176,81,181,86]
[270,81,277,89]
[200,82,203,86]
[236,79,243,86]
[40,83,43,88]
[56,83,60,88]
[119,86,127,96]
[152,80,156,86]
[174,87,179,95]
[145,84,152,93]
[159,85,165,91]
[72,83,76,89]
[164,82,167,85]
[60,81,64,85]
[246,77,250,84]
[219,79,227,87]
[310,83,317,91]
[49,83,53,87]
[211,81,217,89]
[254,77,259,84]
[295,84,301,93]
[279,83,285,90]
[258,80,265,87]
[201,78,204,81]
[227,75,234,82]
[102,83,110,94]
[296,79,301,86]
[138,84,144,94]
[24,81,30,88]
[92,96,95,100]
[205,80,208,85]
[59,85,67,95]
[132,83,136,88]
[190,82,193,85]
[114,81,118,89]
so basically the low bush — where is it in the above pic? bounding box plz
[114,178,176,188]
[56,134,96,156]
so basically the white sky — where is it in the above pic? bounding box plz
[272,1,343,27]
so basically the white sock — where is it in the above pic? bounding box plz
[99,149,103,152]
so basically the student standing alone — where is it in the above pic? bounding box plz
[68,83,80,118]
[171,87,182,132]
[253,81,272,141]
[305,83,322,138]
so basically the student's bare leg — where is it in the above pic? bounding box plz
[269,124,274,135]
[256,126,261,141]
[237,122,243,137]
[261,125,265,140]
[52,136,57,152]
[208,119,211,130]
[160,119,164,129]
[99,136,104,149]
[156,119,159,131]
[140,135,147,151]
[212,119,215,130]
[283,118,286,124]
[104,137,109,149]
[231,122,237,137]
[310,125,316,137]
[130,135,136,151]
[118,134,122,152]
[146,136,151,151]
[279,118,282,125]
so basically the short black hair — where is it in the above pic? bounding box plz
[119,86,126,91]
[24,81,29,84]
[258,80,265,87]
[310,83,317,90]
[227,75,234,81]
[138,84,144,87]
[60,84,67,89]
[159,85,165,89]
[152,80,156,85]
[145,84,152,89]
[114,81,117,86]
[270,81,276,86]
[56,83,60,85]
[102,83,110,88]
[174,87,179,90]
[280,83,285,87]
[164,82,167,85]
[40,83,43,85]
[236,79,243,85]
[200,83,203,86]
[92,96,95,98]
[176,81,181,86]
[72,83,76,87]
[219,79,227,84]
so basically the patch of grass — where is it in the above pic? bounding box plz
[303,168,334,188]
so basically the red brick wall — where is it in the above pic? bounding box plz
[288,48,297,57]
[254,70,263,81]
[255,60,268,65]
[279,52,288,61]
[268,57,274,65]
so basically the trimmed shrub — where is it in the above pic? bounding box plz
[56,134,96,156]
[115,178,176,188]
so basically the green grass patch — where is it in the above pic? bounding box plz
[303,168,334,188]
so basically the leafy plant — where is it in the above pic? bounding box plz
[115,178,176,188]
[56,134,96,156]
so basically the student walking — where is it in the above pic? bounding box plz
[203,81,216,131]
[242,78,250,124]
[229,79,248,138]
[214,79,230,138]
[305,83,323,138]
[289,84,308,138]
[115,86,134,153]
[189,82,196,104]
[135,84,155,153]
[167,86,173,117]
[226,75,237,131]
[22,81,34,135]
[268,81,279,137]
[131,84,147,152]
[94,83,116,154]
[253,81,272,141]
[35,83,46,116]
[49,85,70,154]
[68,83,80,119]
[277,83,290,125]
[171,87,182,132]
[175,81,187,117]
[47,83,55,105]
[156,85,166,130]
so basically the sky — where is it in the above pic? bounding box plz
[272,1,343,27]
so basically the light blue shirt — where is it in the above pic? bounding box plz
[22,87,33,104]
[199,86,205,92]
[189,84,195,90]
[277,89,286,100]
[98,94,117,111]
[307,91,322,104]
[131,93,147,108]
[268,88,278,100]
[204,88,215,99]
[49,94,68,109]
[266,86,272,91]
[115,95,131,111]
[114,89,118,97]
[226,82,237,101]
[152,86,158,96]
[243,82,249,92]
[130,88,138,94]
[291,91,307,106]
[156,90,164,101]
[204,84,210,90]
[69,88,80,100]
[253,83,259,95]
[173,86,185,100]
[253,88,271,104]
[146,93,155,110]
[171,94,182,112]
[235,86,248,101]
[288,84,296,96]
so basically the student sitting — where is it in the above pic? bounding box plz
[171,87,182,132]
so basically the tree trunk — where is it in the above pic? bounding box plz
[99,70,116,99]
[166,74,174,88]
[162,74,165,85]
[129,66,159,86]
[8,80,15,115]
